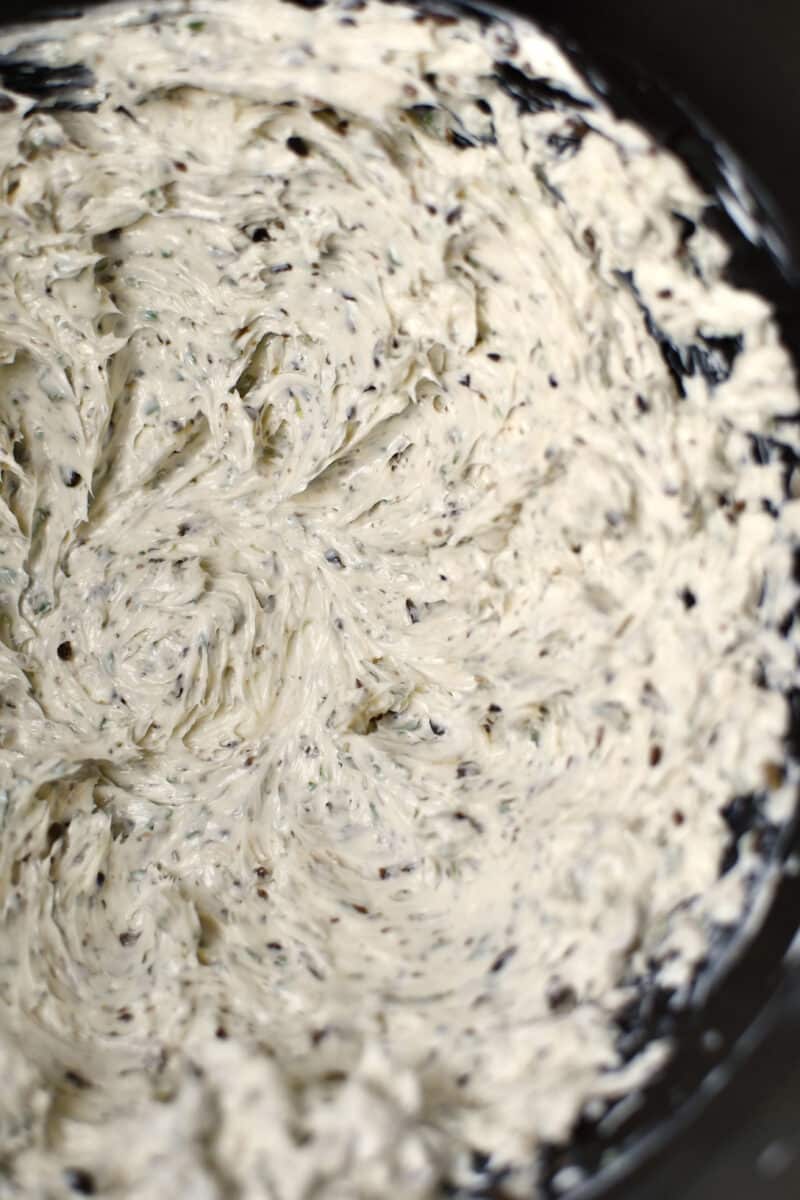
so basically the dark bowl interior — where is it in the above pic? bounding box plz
[1,1,799,1197]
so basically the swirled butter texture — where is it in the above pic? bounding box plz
[0,2,799,1197]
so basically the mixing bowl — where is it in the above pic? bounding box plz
[1,2,798,1197]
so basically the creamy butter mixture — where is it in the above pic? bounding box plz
[0,2,799,1197]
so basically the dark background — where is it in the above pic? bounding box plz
[517,0,800,276]
[581,966,800,1199]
